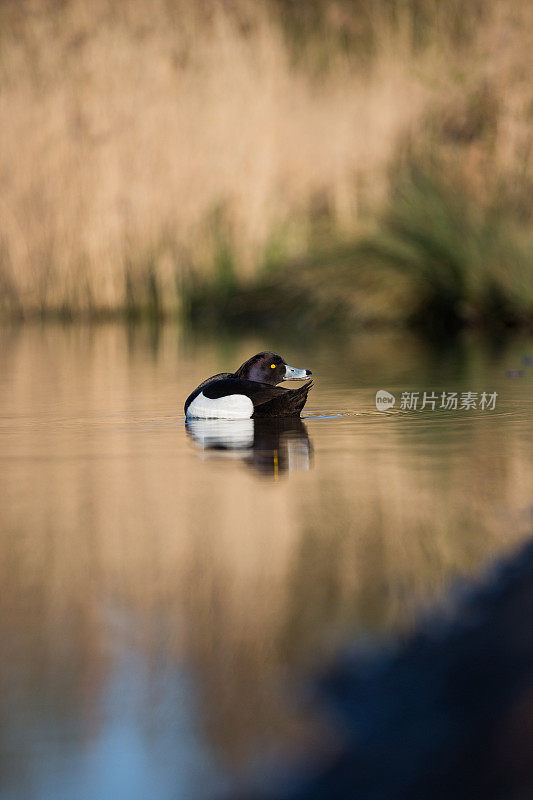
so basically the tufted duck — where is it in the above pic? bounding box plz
[184,352,313,419]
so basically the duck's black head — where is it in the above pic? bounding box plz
[234,352,312,385]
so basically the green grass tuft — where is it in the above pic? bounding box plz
[356,166,533,334]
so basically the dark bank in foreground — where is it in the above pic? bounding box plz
[234,538,533,800]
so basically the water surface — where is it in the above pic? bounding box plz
[1,324,532,799]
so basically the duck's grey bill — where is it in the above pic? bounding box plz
[284,364,310,380]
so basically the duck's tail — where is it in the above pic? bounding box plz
[253,380,313,418]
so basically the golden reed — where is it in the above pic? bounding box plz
[0,0,531,317]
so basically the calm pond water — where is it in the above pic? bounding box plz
[1,323,532,800]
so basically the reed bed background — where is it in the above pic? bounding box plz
[1,0,532,329]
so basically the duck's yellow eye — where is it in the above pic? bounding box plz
[270,363,276,369]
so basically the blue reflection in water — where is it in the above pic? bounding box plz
[2,624,224,800]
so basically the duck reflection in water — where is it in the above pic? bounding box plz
[186,416,312,477]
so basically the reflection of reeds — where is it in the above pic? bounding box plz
[1,325,532,761]
[1,1,531,323]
